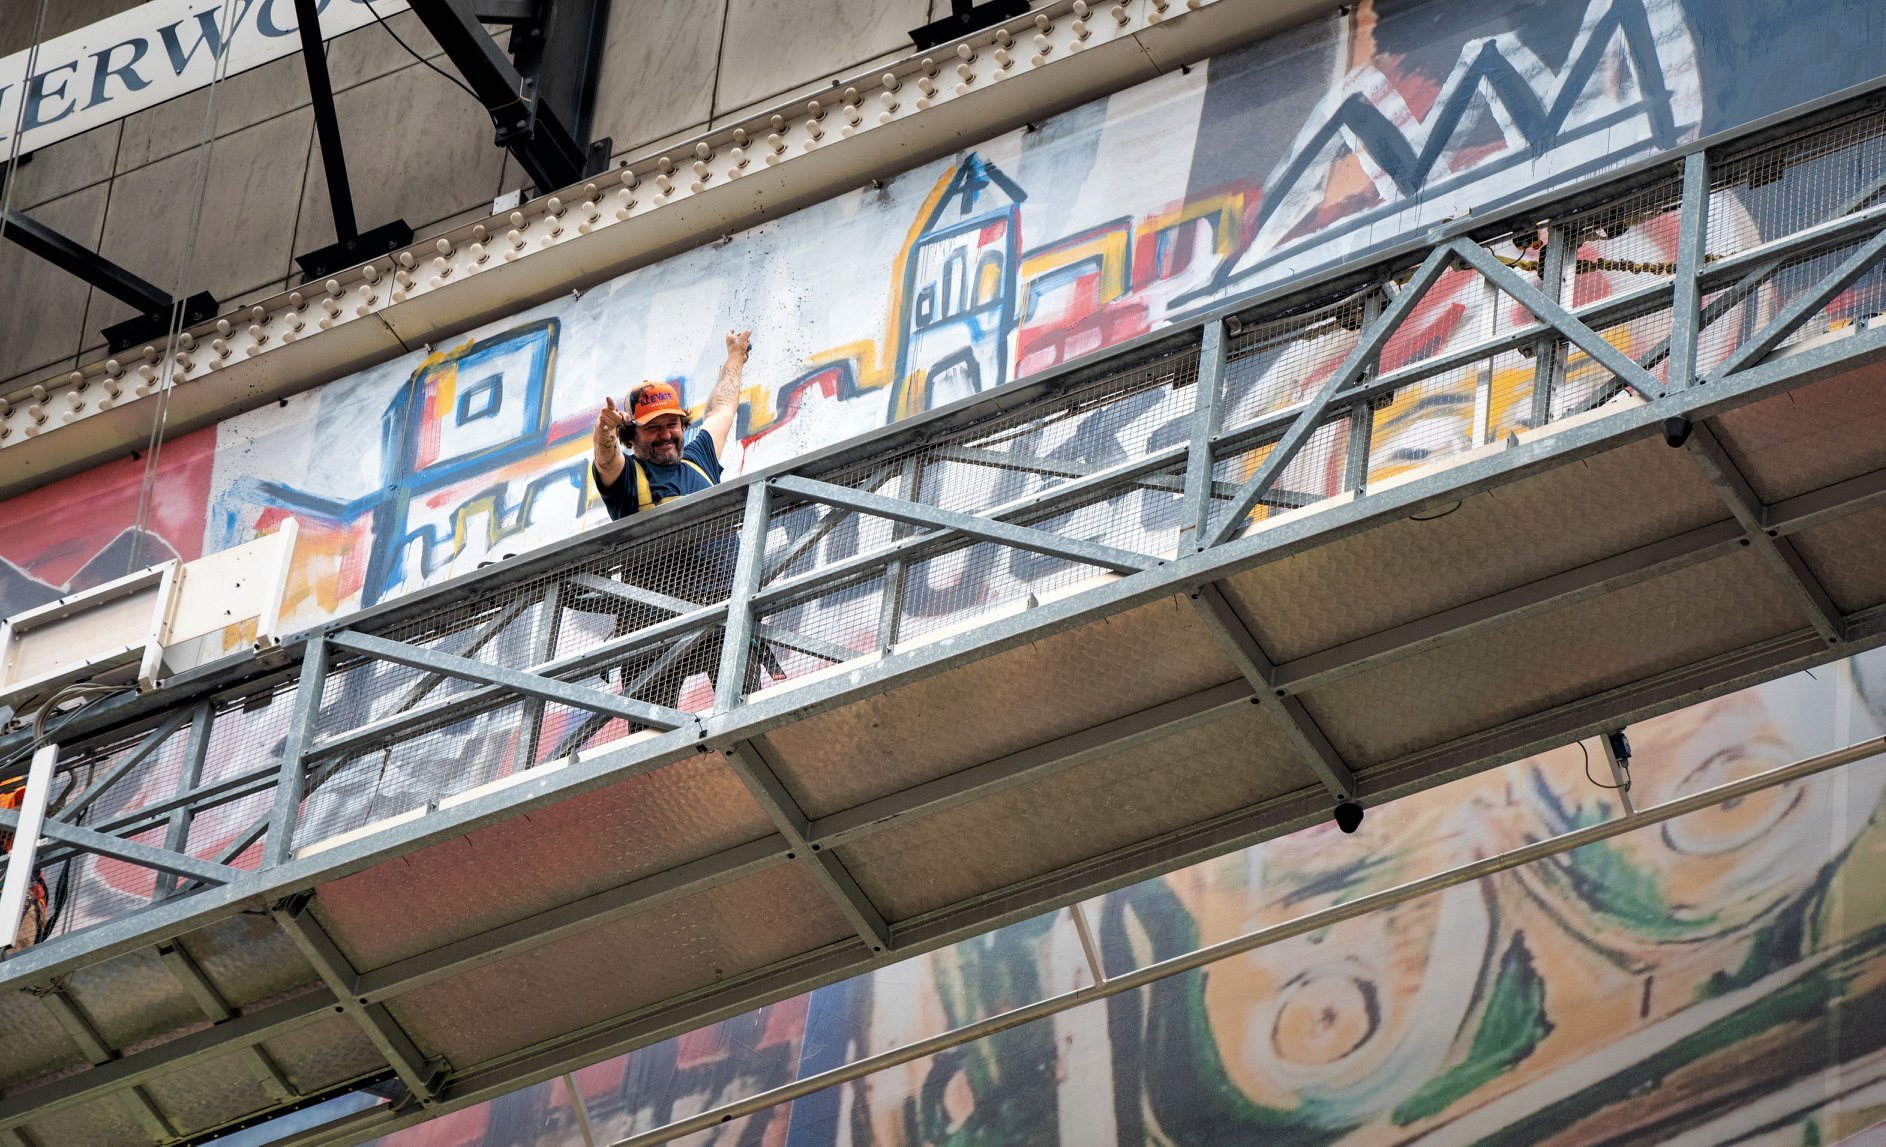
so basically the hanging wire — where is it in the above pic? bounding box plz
[0,0,52,254]
[126,0,246,573]
[1579,738,1630,791]
[360,0,478,100]
[0,682,134,774]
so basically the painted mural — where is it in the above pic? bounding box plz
[6,0,1880,631]
[2,0,1885,1140]
[339,652,1886,1147]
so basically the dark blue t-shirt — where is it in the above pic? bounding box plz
[594,427,723,520]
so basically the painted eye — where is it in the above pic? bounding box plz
[1662,749,1799,857]
[1270,970,1380,1068]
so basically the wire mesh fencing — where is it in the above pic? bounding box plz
[12,94,1886,950]
[1708,104,1886,263]
[733,347,1203,701]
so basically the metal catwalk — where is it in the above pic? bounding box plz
[6,95,1886,1147]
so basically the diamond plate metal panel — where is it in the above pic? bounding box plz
[260,1013,388,1095]
[177,915,318,1008]
[62,947,202,1056]
[0,991,82,1089]
[385,863,851,1066]
[136,1051,274,1138]
[1300,550,1804,765]
[1711,361,1886,502]
[765,596,1238,818]
[313,753,774,970]
[1218,438,1727,662]
[1788,506,1886,614]
[17,1093,151,1147]
[838,705,1303,920]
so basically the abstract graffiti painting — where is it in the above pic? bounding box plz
[11,0,1886,627]
[188,0,1781,627]
[345,655,1886,1147]
[8,0,1886,1140]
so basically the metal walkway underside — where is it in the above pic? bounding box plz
[5,97,1886,1147]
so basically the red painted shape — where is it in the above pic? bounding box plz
[0,425,216,591]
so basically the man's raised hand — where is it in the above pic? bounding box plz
[594,396,626,449]
[726,329,752,360]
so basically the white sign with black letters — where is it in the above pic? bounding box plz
[0,0,411,162]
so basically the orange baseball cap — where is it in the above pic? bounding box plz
[627,380,688,424]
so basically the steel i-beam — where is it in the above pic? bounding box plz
[270,899,444,1106]
[1684,421,1847,644]
[723,739,892,953]
[1188,583,1357,801]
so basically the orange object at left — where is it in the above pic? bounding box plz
[0,780,49,952]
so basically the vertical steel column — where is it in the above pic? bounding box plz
[716,483,774,712]
[1473,274,1500,445]
[54,709,192,827]
[564,1074,599,1147]
[1209,245,1458,547]
[266,640,329,869]
[292,0,358,244]
[518,582,565,768]
[1668,152,1712,389]
[0,745,56,949]
[1598,736,1637,816]
[1528,224,1574,428]
[1183,319,1229,552]
[1069,901,1106,986]
[153,701,215,902]
[875,458,921,652]
[1342,293,1386,493]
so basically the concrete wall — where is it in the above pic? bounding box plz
[0,0,970,393]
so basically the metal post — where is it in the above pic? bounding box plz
[1473,274,1500,445]
[266,640,329,869]
[1597,735,1636,816]
[1342,292,1386,494]
[1183,320,1229,551]
[875,458,921,652]
[1668,153,1711,389]
[1209,244,1459,547]
[1528,223,1572,427]
[564,1074,599,1147]
[154,702,215,902]
[293,0,358,243]
[518,582,564,768]
[0,745,56,951]
[1069,900,1106,987]
[716,482,774,712]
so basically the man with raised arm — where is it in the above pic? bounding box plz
[582,328,782,702]
[591,329,751,520]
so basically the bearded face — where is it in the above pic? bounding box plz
[631,413,688,465]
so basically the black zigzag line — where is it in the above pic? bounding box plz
[1253,0,1676,238]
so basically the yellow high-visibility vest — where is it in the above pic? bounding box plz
[629,456,714,512]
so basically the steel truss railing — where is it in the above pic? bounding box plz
[4,92,1886,1144]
